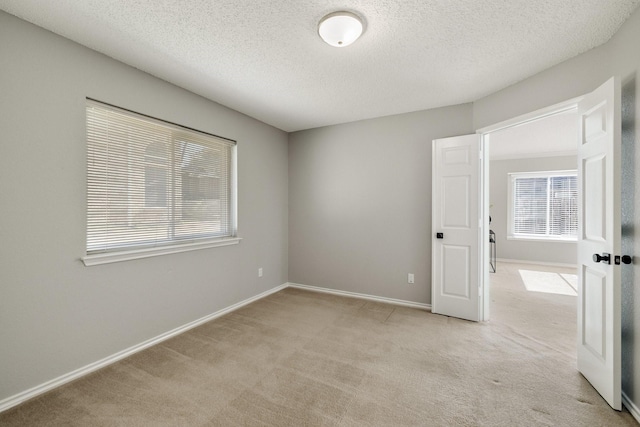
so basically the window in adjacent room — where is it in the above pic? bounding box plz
[508,170,577,241]
[84,99,238,265]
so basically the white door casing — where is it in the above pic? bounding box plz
[577,77,621,410]
[432,134,482,322]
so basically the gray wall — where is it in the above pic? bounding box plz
[288,105,473,304]
[490,156,577,265]
[474,5,640,414]
[3,1,640,416]
[0,12,288,403]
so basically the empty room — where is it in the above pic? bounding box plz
[1,1,640,425]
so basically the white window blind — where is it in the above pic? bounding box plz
[86,100,236,255]
[509,171,577,240]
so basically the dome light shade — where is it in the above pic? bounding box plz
[318,11,364,47]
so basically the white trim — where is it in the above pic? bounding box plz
[0,282,286,413]
[508,169,577,179]
[231,144,238,236]
[481,134,490,321]
[490,150,577,161]
[506,236,577,243]
[82,237,242,266]
[476,97,582,135]
[622,391,640,424]
[287,282,431,310]
[496,258,577,269]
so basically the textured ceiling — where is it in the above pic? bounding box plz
[1,1,639,132]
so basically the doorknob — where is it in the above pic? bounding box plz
[436,233,444,239]
[593,253,611,264]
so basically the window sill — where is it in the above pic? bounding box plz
[506,236,576,243]
[81,237,242,266]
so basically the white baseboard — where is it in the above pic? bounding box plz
[623,390,640,424]
[287,282,431,311]
[0,283,288,414]
[496,258,577,269]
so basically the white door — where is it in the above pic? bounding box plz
[432,134,482,322]
[577,77,622,410]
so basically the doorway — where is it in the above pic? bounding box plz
[476,78,624,410]
[481,106,579,352]
[477,98,582,320]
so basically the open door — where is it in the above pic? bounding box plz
[577,77,622,410]
[432,134,483,322]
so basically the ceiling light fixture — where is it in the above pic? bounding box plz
[318,11,364,47]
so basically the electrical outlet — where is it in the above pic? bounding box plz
[258,268,263,278]
[408,273,414,284]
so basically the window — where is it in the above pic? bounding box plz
[144,142,169,208]
[508,170,577,241]
[84,100,238,265]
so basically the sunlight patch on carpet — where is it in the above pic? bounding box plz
[518,269,578,296]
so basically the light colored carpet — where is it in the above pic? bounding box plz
[1,263,637,426]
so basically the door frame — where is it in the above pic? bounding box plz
[475,96,583,321]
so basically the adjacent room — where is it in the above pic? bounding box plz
[487,109,579,320]
[485,111,581,372]
[1,1,640,425]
